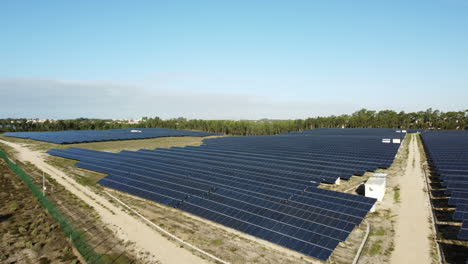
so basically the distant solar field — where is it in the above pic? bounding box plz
[47,128,404,260]
[3,128,220,144]
[421,130,468,240]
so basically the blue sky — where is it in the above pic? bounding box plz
[1,1,467,119]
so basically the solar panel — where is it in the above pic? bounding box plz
[45,128,405,260]
[459,220,468,240]
[420,130,468,241]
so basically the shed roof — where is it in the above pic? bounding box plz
[367,177,386,185]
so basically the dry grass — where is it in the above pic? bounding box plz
[0,159,80,263]
[0,134,221,153]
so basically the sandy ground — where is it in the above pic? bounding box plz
[0,139,208,264]
[390,134,432,264]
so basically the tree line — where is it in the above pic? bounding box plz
[1,108,466,136]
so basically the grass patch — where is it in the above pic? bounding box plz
[370,227,386,236]
[210,239,223,246]
[367,240,383,256]
[0,134,219,153]
[393,186,401,203]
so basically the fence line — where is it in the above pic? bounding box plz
[0,148,103,263]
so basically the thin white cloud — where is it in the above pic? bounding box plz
[0,78,359,119]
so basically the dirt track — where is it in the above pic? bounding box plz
[390,134,432,264]
[0,139,208,264]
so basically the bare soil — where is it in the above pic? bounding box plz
[390,134,434,264]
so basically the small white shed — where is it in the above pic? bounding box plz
[365,173,387,202]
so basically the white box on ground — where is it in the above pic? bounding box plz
[393,138,401,144]
[365,173,387,202]
[373,173,387,178]
[402,130,407,133]
[334,178,340,185]
[382,138,391,143]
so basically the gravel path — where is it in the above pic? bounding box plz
[390,134,432,264]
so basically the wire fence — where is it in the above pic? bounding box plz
[0,148,103,263]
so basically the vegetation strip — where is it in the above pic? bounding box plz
[0,148,102,263]
[2,108,466,136]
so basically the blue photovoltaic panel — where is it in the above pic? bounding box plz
[420,130,468,241]
[458,220,468,240]
[3,128,220,144]
[46,128,403,260]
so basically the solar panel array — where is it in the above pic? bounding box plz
[3,128,220,144]
[420,130,468,241]
[406,129,425,133]
[47,128,403,260]
[460,220,468,240]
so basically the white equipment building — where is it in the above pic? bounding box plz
[365,173,387,202]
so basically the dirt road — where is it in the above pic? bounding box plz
[0,139,208,264]
[390,134,432,264]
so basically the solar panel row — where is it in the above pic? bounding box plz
[3,128,220,144]
[406,129,425,133]
[47,128,402,260]
[420,130,468,241]
[459,220,468,240]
